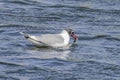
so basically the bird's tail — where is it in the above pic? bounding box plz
[20,32,30,39]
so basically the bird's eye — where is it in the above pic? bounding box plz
[71,31,74,34]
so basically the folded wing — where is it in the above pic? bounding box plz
[32,34,64,44]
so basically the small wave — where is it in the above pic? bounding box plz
[106,37,120,41]
[0,61,22,67]
[78,34,109,40]
[0,24,25,27]
[0,75,19,80]
[10,0,30,5]
[3,0,36,5]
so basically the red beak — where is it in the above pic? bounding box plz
[71,34,78,42]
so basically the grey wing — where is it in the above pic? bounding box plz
[31,34,64,45]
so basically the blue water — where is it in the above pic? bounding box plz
[0,0,120,80]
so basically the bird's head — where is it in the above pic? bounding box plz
[65,28,78,42]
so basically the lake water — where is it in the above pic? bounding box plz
[0,0,120,80]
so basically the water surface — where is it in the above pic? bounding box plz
[0,0,120,80]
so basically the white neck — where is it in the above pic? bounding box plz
[60,30,70,45]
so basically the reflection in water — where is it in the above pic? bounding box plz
[27,47,71,60]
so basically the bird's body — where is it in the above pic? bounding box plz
[20,29,78,48]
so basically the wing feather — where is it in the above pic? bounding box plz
[30,34,64,46]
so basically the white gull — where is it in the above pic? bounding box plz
[20,28,78,48]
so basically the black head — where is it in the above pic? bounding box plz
[65,28,74,35]
[65,28,78,42]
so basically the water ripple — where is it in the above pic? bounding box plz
[0,0,120,80]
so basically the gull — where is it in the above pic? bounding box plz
[20,28,78,48]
